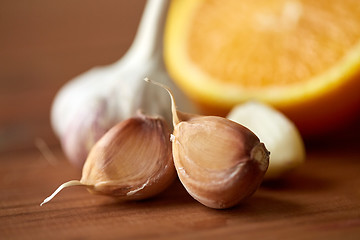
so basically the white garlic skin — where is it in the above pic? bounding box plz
[56,92,118,168]
[50,0,197,168]
[227,101,306,180]
[51,63,172,167]
[51,60,196,167]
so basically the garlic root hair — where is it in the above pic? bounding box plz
[34,137,58,166]
[40,180,84,206]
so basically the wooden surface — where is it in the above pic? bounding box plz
[1,144,360,239]
[1,1,360,239]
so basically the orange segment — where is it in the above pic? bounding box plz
[164,0,360,135]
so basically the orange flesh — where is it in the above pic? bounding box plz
[188,0,360,87]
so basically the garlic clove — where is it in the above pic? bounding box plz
[172,116,269,209]
[145,78,270,209]
[81,112,175,199]
[41,112,175,205]
[227,101,306,180]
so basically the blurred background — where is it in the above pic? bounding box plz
[1,0,359,155]
[0,0,147,153]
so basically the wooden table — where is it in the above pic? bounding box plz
[1,1,360,239]
[1,140,360,239]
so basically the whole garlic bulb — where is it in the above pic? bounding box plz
[51,0,195,167]
[227,101,306,180]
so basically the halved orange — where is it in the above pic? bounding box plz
[164,0,360,135]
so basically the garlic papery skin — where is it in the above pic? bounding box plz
[172,116,269,209]
[81,112,175,199]
[145,79,270,209]
[60,96,118,168]
[51,0,196,168]
[227,101,306,180]
[40,112,176,206]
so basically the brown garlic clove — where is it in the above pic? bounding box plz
[81,112,175,199]
[172,116,269,209]
[41,112,175,206]
[145,78,270,209]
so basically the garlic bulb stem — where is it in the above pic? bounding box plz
[40,180,85,206]
[117,0,169,66]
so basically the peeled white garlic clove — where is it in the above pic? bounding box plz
[227,101,306,180]
[145,79,270,209]
[41,112,176,206]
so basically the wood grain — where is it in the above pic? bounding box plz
[0,147,359,239]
